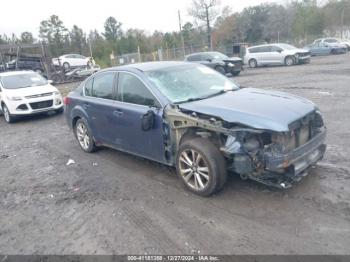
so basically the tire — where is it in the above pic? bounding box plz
[2,104,16,123]
[215,66,226,75]
[285,56,295,66]
[231,71,241,76]
[248,59,257,68]
[74,118,97,153]
[55,107,64,114]
[63,62,70,70]
[176,137,227,197]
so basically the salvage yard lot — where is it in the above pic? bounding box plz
[0,54,350,254]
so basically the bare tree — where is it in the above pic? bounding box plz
[188,0,220,49]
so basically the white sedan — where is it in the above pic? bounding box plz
[52,54,92,70]
[0,71,64,123]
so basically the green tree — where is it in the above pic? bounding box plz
[103,17,122,41]
[292,0,325,42]
[39,15,68,56]
[70,25,86,54]
[20,32,35,44]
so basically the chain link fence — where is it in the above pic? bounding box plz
[113,44,238,66]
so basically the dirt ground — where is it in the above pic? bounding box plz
[0,54,350,255]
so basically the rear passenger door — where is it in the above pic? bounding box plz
[83,71,118,144]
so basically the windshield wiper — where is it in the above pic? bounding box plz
[175,97,205,104]
[175,89,234,104]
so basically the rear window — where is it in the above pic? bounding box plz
[0,73,47,89]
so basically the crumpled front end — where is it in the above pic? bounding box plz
[221,110,326,188]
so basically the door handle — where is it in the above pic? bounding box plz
[113,109,123,116]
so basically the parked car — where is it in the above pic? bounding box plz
[244,43,311,68]
[5,56,45,73]
[0,71,63,123]
[304,42,347,56]
[312,38,348,50]
[65,62,326,196]
[52,54,93,70]
[185,51,243,76]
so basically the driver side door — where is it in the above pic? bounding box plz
[111,72,166,162]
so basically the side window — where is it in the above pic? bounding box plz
[249,47,258,53]
[187,54,201,61]
[85,77,93,96]
[92,73,115,99]
[260,46,272,52]
[271,46,283,52]
[117,72,159,107]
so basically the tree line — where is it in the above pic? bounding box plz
[0,0,349,67]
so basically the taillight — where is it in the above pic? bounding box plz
[63,97,71,105]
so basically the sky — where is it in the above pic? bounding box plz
[0,0,281,38]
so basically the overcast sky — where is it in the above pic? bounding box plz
[0,0,281,38]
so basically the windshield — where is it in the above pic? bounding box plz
[278,44,297,50]
[1,72,47,89]
[145,64,239,104]
[208,52,228,60]
[325,39,338,43]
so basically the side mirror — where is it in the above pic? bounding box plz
[141,110,155,131]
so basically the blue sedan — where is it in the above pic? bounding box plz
[304,42,347,56]
[65,62,326,196]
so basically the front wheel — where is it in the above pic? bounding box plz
[231,70,241,76]
[2,104,16,123]
[285,56,295,66]
[74,118,97,153]
[176,137,227,197]
[55,107,64,114]
[215,66,226,75]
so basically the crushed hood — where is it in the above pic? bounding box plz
[178,88,316,132]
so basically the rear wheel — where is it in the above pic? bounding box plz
[176,138,227,197]
[249,59,257,68]
[2,104,15,123]
[74,118,97,153]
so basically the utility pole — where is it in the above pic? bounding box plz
[178,10,186,58]
[341,9,345,39]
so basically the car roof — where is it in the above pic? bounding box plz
[248,44,271,49]
[0,70,35,77]
[103,61,194,72]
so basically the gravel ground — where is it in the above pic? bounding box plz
[0,54,350,255]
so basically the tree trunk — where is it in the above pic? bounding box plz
[205,6,211,50]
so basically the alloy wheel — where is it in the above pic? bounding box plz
[179,149,210,191]
[76,122,90,150]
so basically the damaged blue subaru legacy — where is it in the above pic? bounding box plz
[65,62,326,196]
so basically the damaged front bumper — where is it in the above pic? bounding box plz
[255,128,327,188]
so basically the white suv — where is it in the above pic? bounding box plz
[244,43,311,68]
[0,71,63,123]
